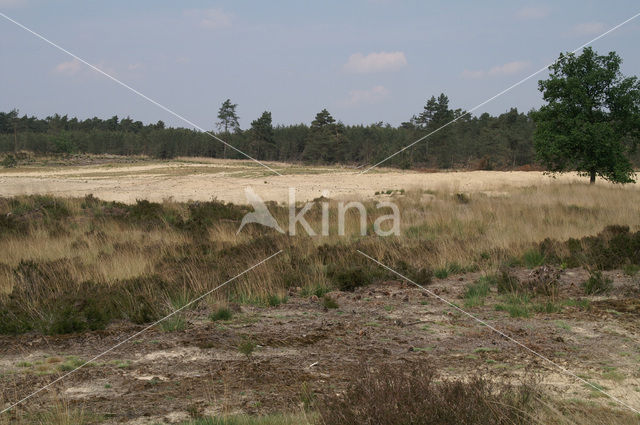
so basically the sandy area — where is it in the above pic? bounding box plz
[0,158,612,204]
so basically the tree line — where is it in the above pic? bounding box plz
[0,95,537,170]
[2,47,638,179]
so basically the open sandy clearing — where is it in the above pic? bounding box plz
[0,158,625,204]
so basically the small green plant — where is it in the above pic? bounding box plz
[267,294,287,307]
[495,294,530,318]
[322,295,339,309]
[496,269,521,293]
[300,382,316,410]
[434,268,449,279]
[563,298,591,310]
[623,263,640,276]
[1,154,17,168]
[555,320,571,331]
[238,338,257,359]
[57,356,84,371]
[583,270,612,295]
[160,314,187,332]
[210,307,233,321]
[521,249,545,268]
[464,279,490,307]
[533,301,561,314]
[301,284,331,298]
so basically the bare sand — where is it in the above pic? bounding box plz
[0,158,621,204]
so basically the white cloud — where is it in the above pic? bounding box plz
[488,61,529,76]
[341,85,390,106]
[516,6,549,20]
[53,59,82,76]
[184,8,232,29]
[343,51,407,73]
[461,61,529,79]
[571,22,605,36]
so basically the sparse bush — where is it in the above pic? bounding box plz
[496,269,521,293]
[238,338,257,359]
[524,266,560,298]
[210,307,233,321]
[464,279,490,307]
[495,294,531,318]
[583,270,612,295]
[434,268,448,279]
[319,363,538,425]
[1,154,17,168]
[160,314,187,332]
[322,295,339,309]
[267,294,287,307]
[522,249,545,268]
[327,265,376,292]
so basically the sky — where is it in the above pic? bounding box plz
[1,1,639,129]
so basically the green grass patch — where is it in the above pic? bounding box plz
[495,294,531,318]
[463,279,490,308]
[210,307,233,322]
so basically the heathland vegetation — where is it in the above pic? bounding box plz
[2,48,640,424]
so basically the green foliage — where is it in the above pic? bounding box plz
[160,314,187,332]
[464,279,490,307]
[216,99,240,134]
[1,154,17,168]
[0,104,539,169]
[532,47,640,184]
[495,294,531,318]
[623,263,640,276]
[327,265,376,291]
[322,295,339,309]
[210,307,233,321]
[267,294,287,307]
[533,301,562,314]
[496,269,521,293]
[583,270,612,295]
[238,338,257,359]
[319,364,538,425]
[539,225,640,269]
[521,249,545,268]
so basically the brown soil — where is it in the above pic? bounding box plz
[1,268,639,423]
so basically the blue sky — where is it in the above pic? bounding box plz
[1,1,639,129]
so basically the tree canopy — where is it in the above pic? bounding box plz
[532,47,640,183]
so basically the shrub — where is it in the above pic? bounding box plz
[495,294,531,318]
[434,268,448,279]
[464,279,490,308]
[238,338,257,359]
[322,295,339,309]
[210,307,233,321]
[496,269,521,293]
[1,154,17,168]
[327,265,375,292]
[267,294,287,307]
[522,249,545,268]
[583,270,612,295]
[319,364,537,425]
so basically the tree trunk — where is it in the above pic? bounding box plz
[590,169,596,184]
